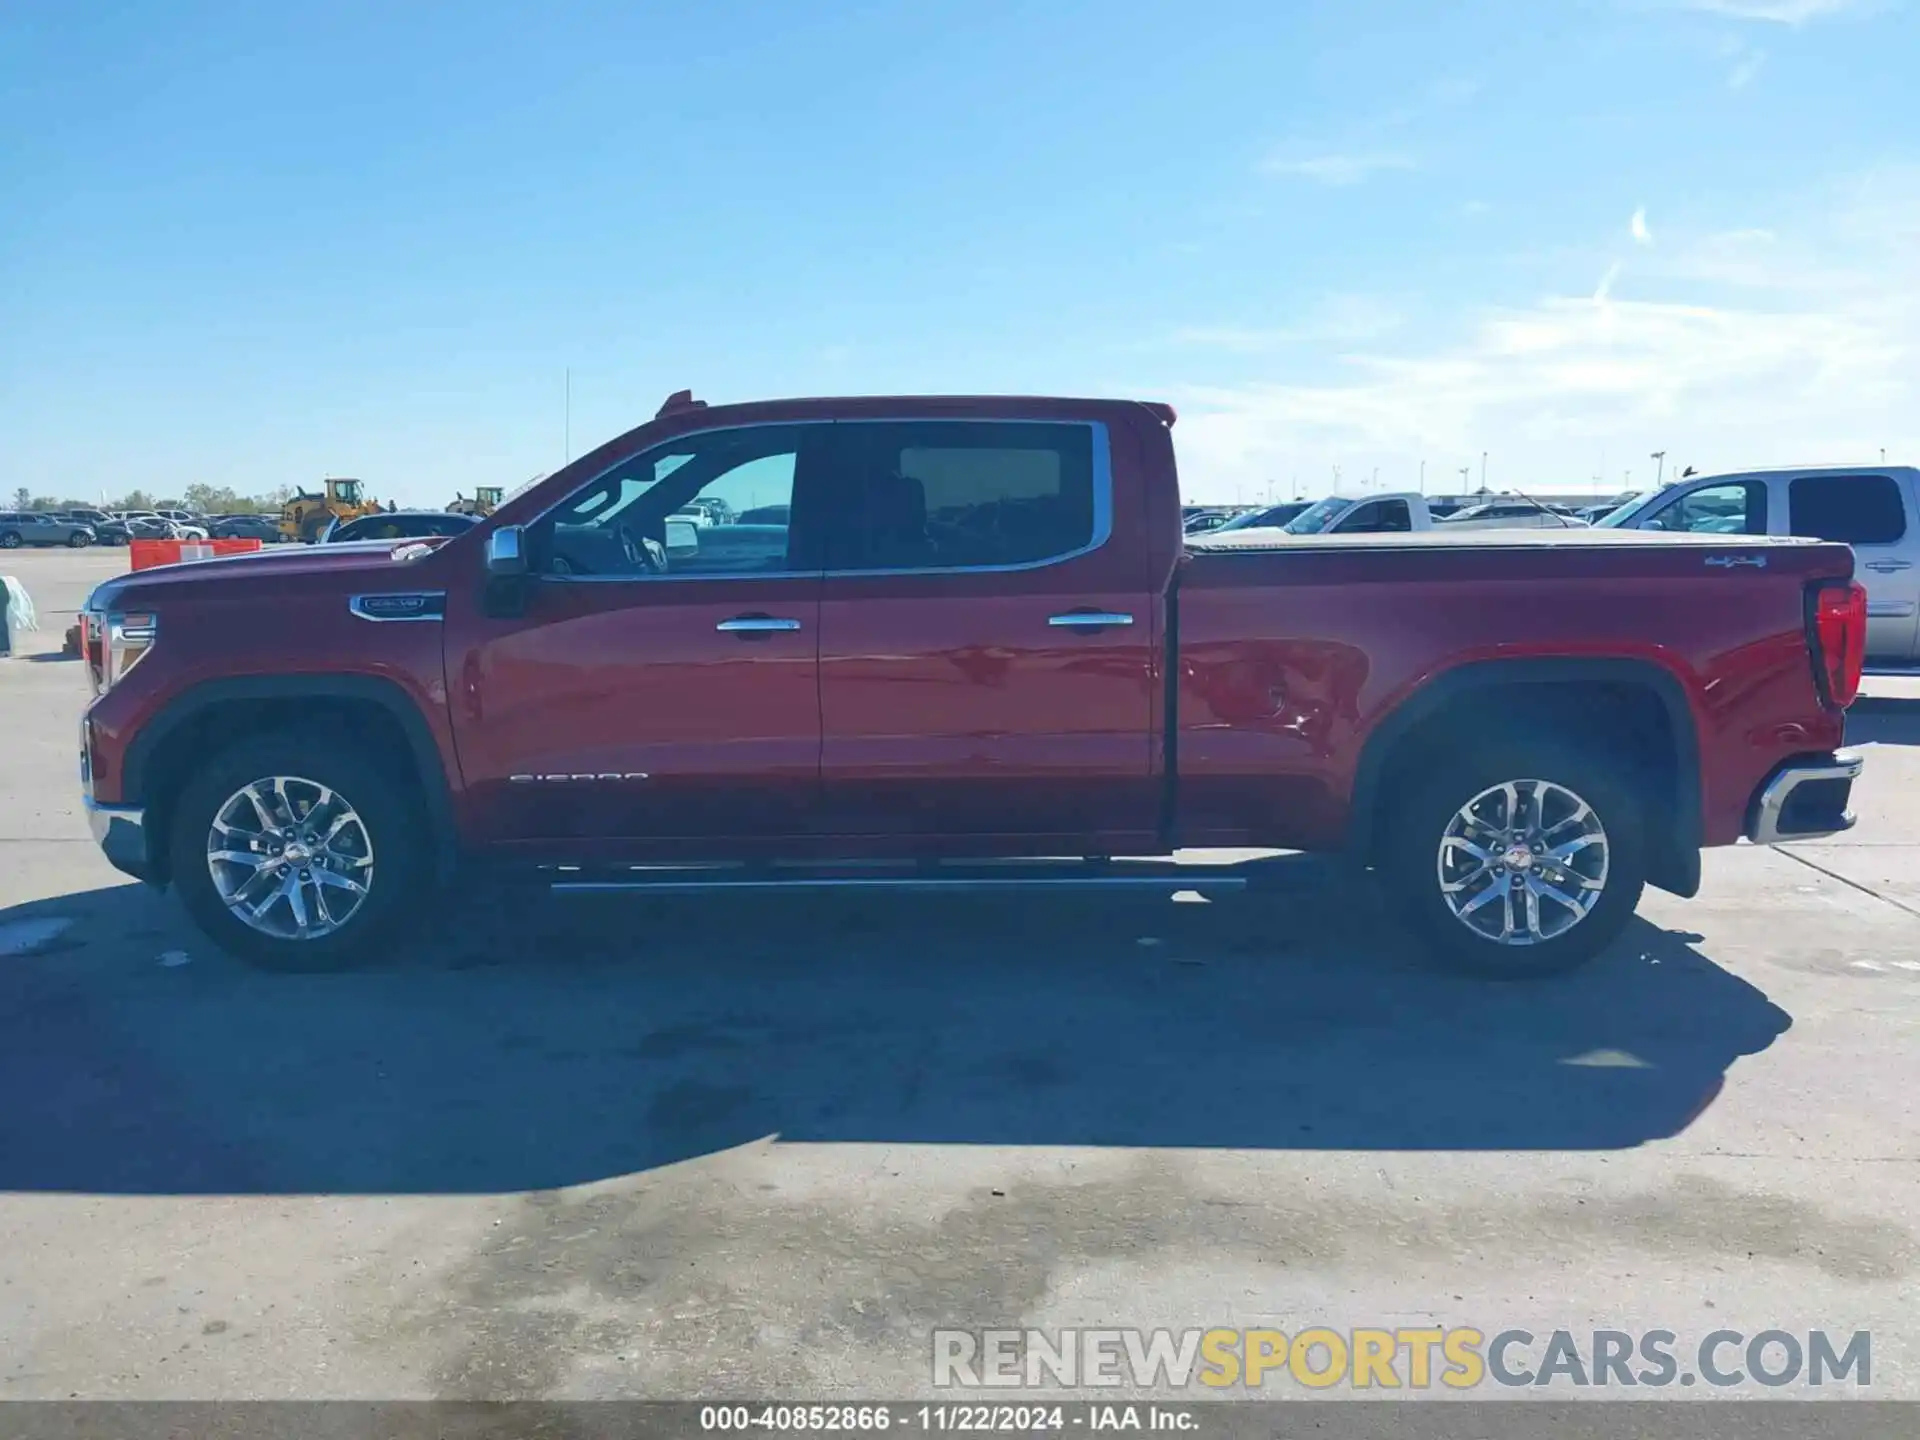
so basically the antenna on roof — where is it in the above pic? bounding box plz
[656,389,708,419]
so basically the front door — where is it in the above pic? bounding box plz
[813,418,1157,846]
[449,423,830,849]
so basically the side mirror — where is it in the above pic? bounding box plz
[486,525,527,576]
[665,517,700,558]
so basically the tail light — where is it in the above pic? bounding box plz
[1810,580,1867,709]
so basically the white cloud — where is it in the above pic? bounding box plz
[1673,0,1862,22]
[1158,168,1920,498]
[1631,207,1653,244]
[1173,296,1404,352]
[1727,46,1767,86]
[1262,152,1416,186]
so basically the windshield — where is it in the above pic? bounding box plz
[1282,496,1351,535]
[1593,492,1654,528]
[1218,502,1308,533]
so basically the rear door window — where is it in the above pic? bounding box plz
[1788,474,1907,545]
[824,421,1098,571]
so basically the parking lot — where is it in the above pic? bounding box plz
[3,544,1918,1402]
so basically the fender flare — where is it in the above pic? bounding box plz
[1346,657,1703,897]
[125,674,458,881]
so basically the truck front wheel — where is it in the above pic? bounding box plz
[1381,742,1647,978]
[168,733,427,969]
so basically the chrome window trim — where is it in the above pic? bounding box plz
[524,417,1114,584]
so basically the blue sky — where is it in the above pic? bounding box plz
[3,0,1916,506]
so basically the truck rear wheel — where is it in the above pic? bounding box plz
[1381,741,1647,978]
[168,733,427,969]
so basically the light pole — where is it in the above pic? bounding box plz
[1419,459,1426,492]
[1480,450,1488,493]
[1651,450,1666,486]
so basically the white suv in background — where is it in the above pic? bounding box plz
[1601,464,1920,671]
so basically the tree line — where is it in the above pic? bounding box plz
[10,484,297,515]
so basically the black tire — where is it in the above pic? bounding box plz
[66,531,90,548]
[1380,740,1647,979]
[168,730,429,970]
[0,531,20,549]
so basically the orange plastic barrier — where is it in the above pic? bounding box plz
[128,537,265,571]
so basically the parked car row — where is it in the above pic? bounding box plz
[1186,494,1596,538]
[0,511,98,548]
[0,508,302,548]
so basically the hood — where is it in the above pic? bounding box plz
[87,538,455,609]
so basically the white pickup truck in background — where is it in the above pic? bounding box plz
[1599,463,1920,670]
[1233,491,1587,537]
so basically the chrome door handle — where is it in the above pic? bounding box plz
[1048,611,1135,629]
[716,616,802,632]
[1864,559,1914,572]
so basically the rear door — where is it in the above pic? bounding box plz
[1785,473,1919,663]
[813,416,1158,845]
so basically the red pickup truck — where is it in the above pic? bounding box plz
[80,391,1867,977]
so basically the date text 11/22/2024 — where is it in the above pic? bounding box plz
[700,1404,1197,1431]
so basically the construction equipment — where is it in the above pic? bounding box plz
[446,485,504,517]
[280,478,379,543]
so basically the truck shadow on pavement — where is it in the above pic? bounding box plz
[0,858,1791,1194]
[1847,694,1920,746]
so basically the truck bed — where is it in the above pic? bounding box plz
[1170,526,1855,857]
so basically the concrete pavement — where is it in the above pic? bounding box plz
[1,546,1916,1405]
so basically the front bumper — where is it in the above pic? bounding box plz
[86,798,160,885]
[1746,750,1864,845]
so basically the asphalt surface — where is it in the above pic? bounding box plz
[2,546,1917,1411]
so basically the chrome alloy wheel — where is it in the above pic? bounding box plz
[1436,778,1609,947]
[206,776,374,940]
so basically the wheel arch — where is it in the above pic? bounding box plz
[1347,657,1703,898]
[125,674,457,885]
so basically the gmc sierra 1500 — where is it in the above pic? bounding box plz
[80,391,1866,976]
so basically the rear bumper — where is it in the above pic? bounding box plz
[86,798,160,884]
[1746,750,1864,845]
